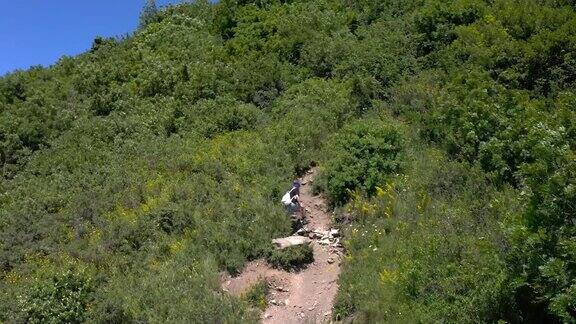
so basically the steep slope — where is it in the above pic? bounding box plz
[0,0,575,322]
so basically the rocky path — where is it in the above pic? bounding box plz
[222,168,343,323]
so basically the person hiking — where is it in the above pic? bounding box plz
[282,180,301,214]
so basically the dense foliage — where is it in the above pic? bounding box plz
[266,244,314,270]
[318,118,404,206]
[243,280,269,311]
[332,126,520,322]
[0,0,575,322]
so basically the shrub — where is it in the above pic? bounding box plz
[266,244,314,270]
[243,280,269,311]
[319,118,404,206]
[18,269,94,324]
[334,136,518,323]
[176,96,264,137]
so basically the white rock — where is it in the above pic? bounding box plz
[295,227,309,236]
[272,236,311,249]
[329,229,340,238]
[318,239,331,245]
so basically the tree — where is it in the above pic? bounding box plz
[139,0,158,29]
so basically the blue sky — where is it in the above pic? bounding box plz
[0,1,185,76]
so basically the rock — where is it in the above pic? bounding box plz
[264,313,272,319]
[332,242,343,248]
[308,307,315,311]
[327,258,334,264]
[310,231,324,239]
[329,229,339,238]
[318,238,331,245]
[331,238,343,248]
[272,236,311,249]
[270,299,284,306]
[317,230,329,237]
[295,227,308,236]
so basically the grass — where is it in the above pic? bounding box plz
[266,244,314,271]
[330,116,521,322]
[243,280,270,311]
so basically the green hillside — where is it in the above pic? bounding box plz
[1,0,575,322]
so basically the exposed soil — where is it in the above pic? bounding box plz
[221,168,343,323]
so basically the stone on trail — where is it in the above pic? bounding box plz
[311,230,327,239]
[270,299,284,306]
[295,227,310,236]
[272,236,311,249]
[318,238,331,245]
[329,229,339,238]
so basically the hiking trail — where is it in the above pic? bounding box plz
[221,168,343,323]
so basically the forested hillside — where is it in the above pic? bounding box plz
[1,0,575,322]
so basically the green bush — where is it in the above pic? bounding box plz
[18,270,94,324]
[319,118,404,206]
[266,244,314,271]
[175,96,264,137]
[243,280,269,311]
[334,134,518,323]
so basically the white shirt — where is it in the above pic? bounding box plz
[281,191,292,205]
[281,187,298,205]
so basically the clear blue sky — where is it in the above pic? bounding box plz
[0,1,185,76]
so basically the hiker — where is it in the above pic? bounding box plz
[282,180,301,214]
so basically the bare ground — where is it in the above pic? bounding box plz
[221,168,343,323]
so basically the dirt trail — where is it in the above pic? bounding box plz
[221,168,343,323]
